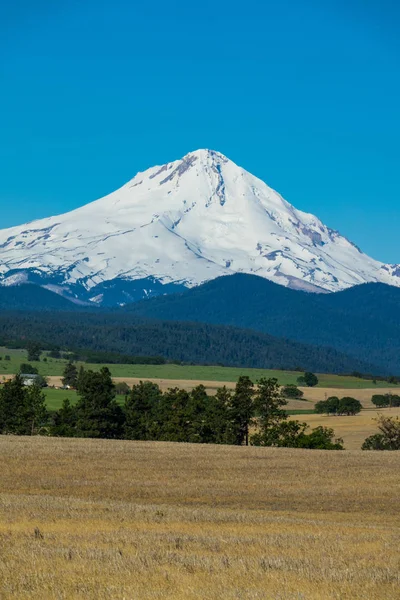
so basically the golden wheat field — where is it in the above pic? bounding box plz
[0,436,399,600]
[289,407,400,450]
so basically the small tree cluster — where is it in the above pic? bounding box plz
[315,396,362,416]
[371,394,400,408]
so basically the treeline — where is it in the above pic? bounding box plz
[0,369,344,449]
[0,311,383,374]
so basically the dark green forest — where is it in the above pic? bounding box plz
[0,310,380,374]
[123,275,400,373]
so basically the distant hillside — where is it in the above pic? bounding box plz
[0,311,381,375]
[123,274,400,374]
[0,285,80,311]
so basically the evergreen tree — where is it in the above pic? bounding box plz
[0,375,27,434]
[185,385,214,443]
[125,381,162,440]
[76,365,86,389]
[251,377,287,446]
[62,362,78,388]
[0,376,48,435]
[208,386,232,444]
[51,398,77,437]
[154,387,190,442]
[27,342,41,362]
[229,376,255,445]
[75,367,124,438]
[23,384,48,435]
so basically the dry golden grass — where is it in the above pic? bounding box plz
[289,407,400,450]
[0,436,399,599]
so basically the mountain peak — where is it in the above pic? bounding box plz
[183,148,228,161]
[0,150,399,305]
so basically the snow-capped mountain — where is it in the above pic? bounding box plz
[0,149,399,305]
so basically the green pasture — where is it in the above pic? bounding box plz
[0,347,397,389]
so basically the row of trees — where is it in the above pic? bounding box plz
[1,368,399,450]
[0,369,343,449]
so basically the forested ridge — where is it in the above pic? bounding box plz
[0,310,380,374]
[123,275,400,373]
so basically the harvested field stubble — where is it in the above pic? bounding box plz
[0,436,399,599]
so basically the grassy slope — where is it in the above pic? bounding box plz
[0,347,397,389]
[0,436,398,600]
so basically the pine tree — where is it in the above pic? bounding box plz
[208,386,232,444]
[0,376,48,435]
[27,342,41,362]
[75,367,124,438]
[51,398,77,437]
[251,377,287,446]
[23,384,48,435]
[185,385,213,443]
[62,362,78,388]
[154,387,189,442]
[76,365,86,389]
[229,376,255,445]
[0,375,26,434]
[124,381,162,440]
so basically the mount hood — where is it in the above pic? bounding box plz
[0,149,399,304]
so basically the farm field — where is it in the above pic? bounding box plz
[288,407,400,450]
[0,347,398,388]
[39,381,396,408]
[0,436,399,600]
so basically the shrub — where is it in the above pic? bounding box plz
[281,385,304,399]
[362,416,400,450]
[303,372,319,387]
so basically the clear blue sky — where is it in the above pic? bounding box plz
[1,0,399,263]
